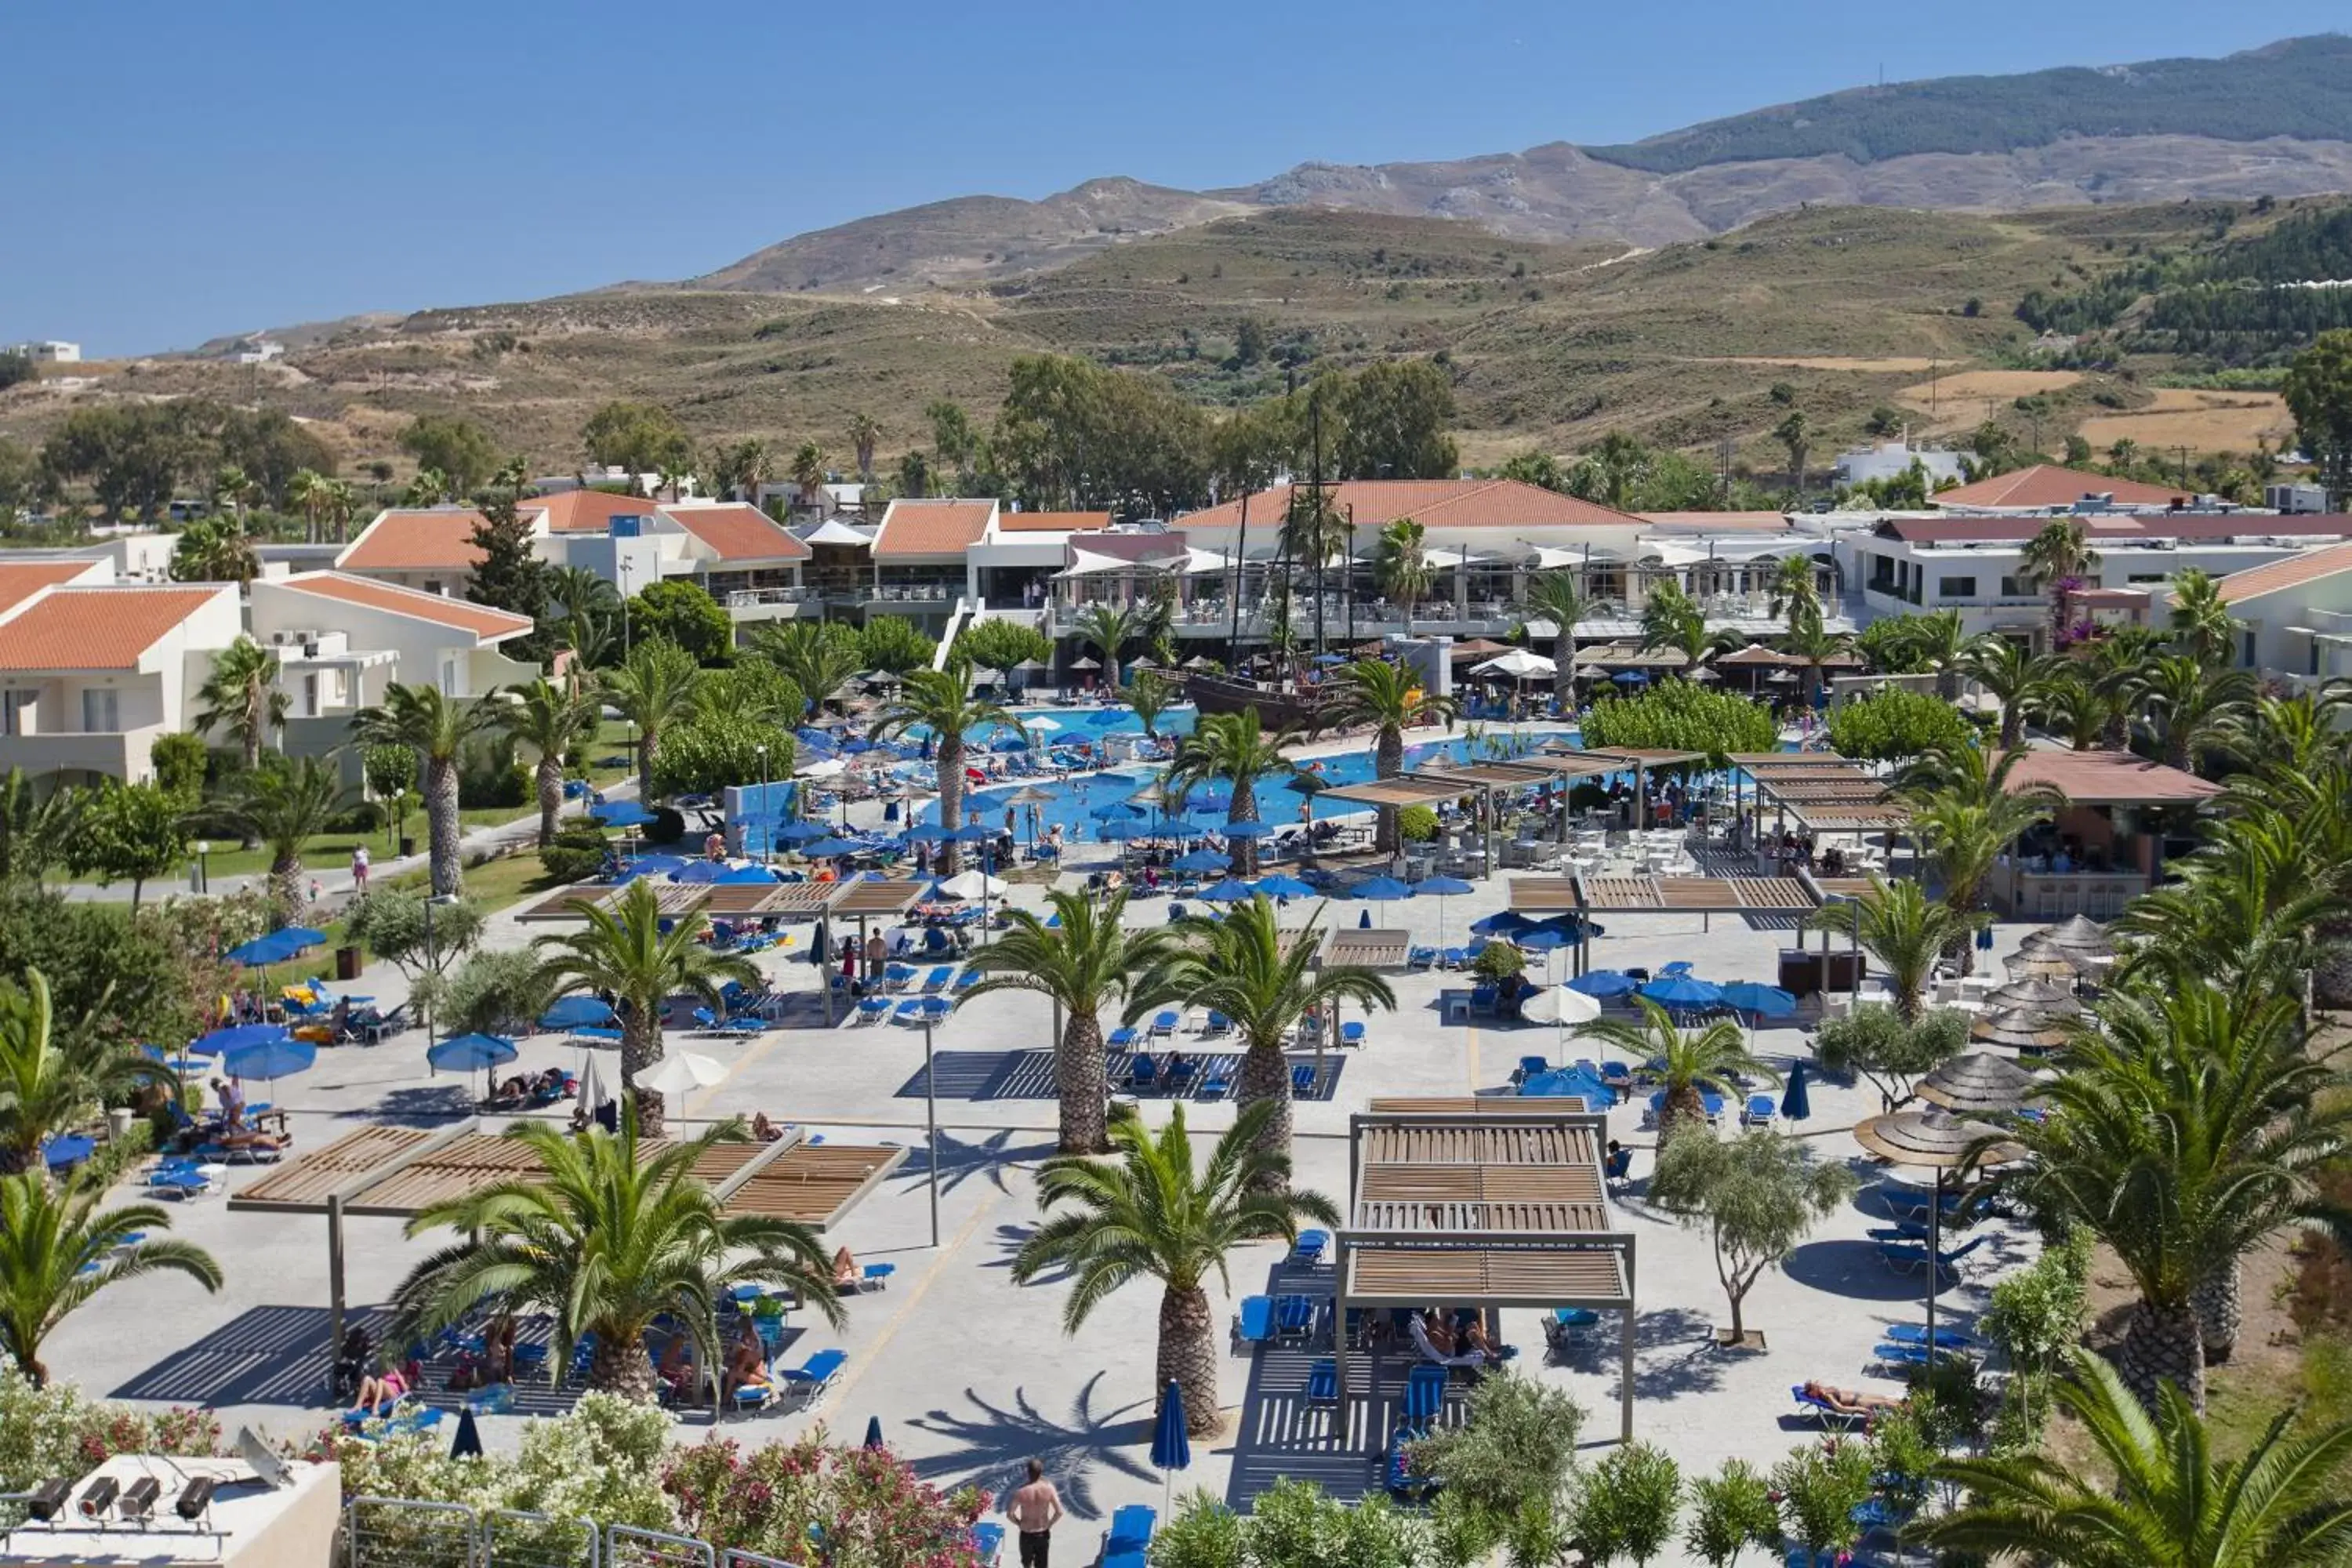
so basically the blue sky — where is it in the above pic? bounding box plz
[2,1,2343,354]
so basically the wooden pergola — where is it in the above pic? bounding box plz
[1336,1098,1639,1440]
[1508,873,1855,973]
[1321,927,1414,971]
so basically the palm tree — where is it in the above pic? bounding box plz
[1898,741,2063,960]
[753,621,862,718]
[0,971,169,1177]
[1779,607,1853,709]
[390,1109,840,1403]
[0,1171,221,1384]
[1165,709,1295,875]
[200,756,348,920]
[789,441,827,504]
[1907,609,1970,702]
[1321,659,1458,853]
[1518,569,1588,713]
[499,677,602,846]
[1959,636,2053,748]
[2167,566,2241,669]
[1279,488,1348,658]
[193,636,289,771]
[1130,897,1394,1168]
[600,638,702,801]
[1773,411,1809,497]
[1371,517,1432,633]
[1071,602,1144,691]
[1574,996,1776,1143]
[1011,1102,1339,1436]
[1767,554,1821,633]
[1805,877,1987,1022]
[0,770,80,884]
[872,659,1013,877]
[964,889,1175,1153]
[2030,666,2117,750]
[350,682,506,898]
[532,880,757,1134]
[2019,517,2100,648]
[1125,670,1177,740]
[287,467,329,544]
[2125,655,2255,774]
[1920,1349,2352,1568]
[847,413,882,482]
[1638,582,1716,675]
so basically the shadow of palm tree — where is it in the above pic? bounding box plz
[902,1371,1154,1521]
[336,1085,473,1122]
[888,1127,1059,1199]
[1595,1305,1736,1401]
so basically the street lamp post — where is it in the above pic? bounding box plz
[921,1016,940,1247]
[193,840,210,895]
[756,743,770,863]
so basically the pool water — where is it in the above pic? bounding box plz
[906,704,1200,744]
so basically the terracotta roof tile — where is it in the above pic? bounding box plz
[1881,513,2352,546]
[1990,747,2221,806]
[0,586,223,671]
[274,573,534,641]
[662,503,811,562]
[523,489,661,533]
[339,509,488,572]
[2208,539,2352,605]
[996,510,1111,533]
[1178,479,1643,532]
[873,499,995,557]
[0,561,103,615]
[1931,465,2188,511]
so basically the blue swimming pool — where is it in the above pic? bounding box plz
[905,704,1200,744]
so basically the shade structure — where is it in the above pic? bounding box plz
[718,864,782,884]
[935,869,1008,900]
[223,1037,316,1083]
[2031,913,2114,961]
[1285,772,1329,797]
[1915,1052,2038,1115]
[451,1408,484,1461]
[1345,877,1416,903]
[1522,1064,1610,1101]
[1718,982,1798,1019]
[1516,928,1572,956]
[1171,849,1231,873]
[1196,879,1258,903]
[225,931,307,967]
[1221,820,1275,840]
[1640,975,1723,1009]
[1853,1108,2027,1172]
[1098,820,1142,840]
[278,926,329,949]
[1982,977,2083,1016]
[1971,1007,2072,1052]
[1023,717,1061,733]
[1092,801,1145,821]
[1779,1061,1812,1122]
[798,836,868,858]
[1522,985,1602,1026]
[639,1051,728,1097]
[539,996,616,1031]
[1150,1379,1192,1475]
[1004,785,1059,805]
[2005,942,2085,982]
[1127,780,1172,808]
[191,1022,290,1058]
[902,825,955,844]
[590,800,658,828]
[427,1033,517,1073]
[946,823,996,844]
[1252,874,1315,899]
[1567,970,1639,998]
[670,861,727,884]
[1417,875,1475,896]
[1611,670,1650,686]
[1470,910,1538,938]
[1069,657,1102,670]
[862,1415,885,1450]
[1474,649,1556,679]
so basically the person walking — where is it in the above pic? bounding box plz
[350,843,370,895]
[1004,1459,1062,1568]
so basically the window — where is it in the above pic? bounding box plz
[1937,575,1978,600]
[2126,573,2168,585]
[1,691,31,735]
[1999,576,2025,598]
[438,656,461,697]
[80,688,119,733]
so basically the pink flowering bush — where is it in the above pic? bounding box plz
[664,1429,988,1568]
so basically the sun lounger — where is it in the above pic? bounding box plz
[1293,1229,1329,1265]
[1149,1011,1179,1039]
[856,1263,895,1292]
[1387,1421,1437,1502]
[1127,1055,1160,1092]
[570,1025,625,1045]
[1791,1381,1899,1428]
[921,967,953,994]
[1876,1235,1987,1277]
[1544,1307,1601,1356]
[776,1348,848,1408]
[1409,947,1436,969]
[1439,946,1466,969]
[1109,1025,1142,1050]
[1233,1294,1275,1349]
[1885,1322,1980,1350]
[1403,1364,1446,1421]
[1291,1062,1318,1096]
[1166,1056,1198,1094]
[1273,1294,1316,1344]
[1103,1504,1156,1568]
[891,1000,922,1025]
[953,970,980,993]
[1197,1060,1232,1099]
[1339,1022,1366,1048]
[1305,1358,1338,1405]
[1517,1055,1550,1083]
[1869,1341,1968,1374]
[883,965,917,993]
[1200,1011,1231,1037]
[855,997,893,1025]
[1742,1094,1778,1127]
[970,1523,1006,1565]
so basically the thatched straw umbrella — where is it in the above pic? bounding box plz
[1915,1052,2039,1116]
[1970,1007,2074,1054]
[1854,1107,2029,1349]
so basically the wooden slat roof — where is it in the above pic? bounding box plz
[1346,1246,1628,1304]
[1730,752,1867,775]
[1758,779,1896,801]
[1322,927,1413,971]
[1537,873,1820,913]
[722,1142,906,1226]
[1508,876,1582,913]
[1413,762,1557,789]
[827,878,931,916]
[231,1124,431,1209]
[1774,801,1917,831]
[1316,777,1468,808]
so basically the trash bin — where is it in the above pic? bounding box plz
[398,836,416,857]
[336,946,363,982]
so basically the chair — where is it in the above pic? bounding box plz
[1741,1094,1779,1127]
[1233,1294,1275,1350]
[1293,1229,1330,1266]
[775,1348,848,1408]
[1790,1382,1895,1429]
[1127,1054,1160,1092]
[855,996,893,1025]
[1338,1022,1366,1048]
[1885,1322,1980,1351]
[1108,1025,1142,1051]
[1544,1307,1601,1356]
[1200,1011,1231,1038]
[1291,1062,1318,1096]
[969,1523,1006,1566]
[1197,1060,1232,1099]
[1408,947,1436,970]
[1305,1358,1338,1406]
[1103,1504,1156,1568]
[1403,1364,1446,1421]
[1166,1056,1198,1094]
[890,1000,922,1025]
[922,967,954,994]
[857,1263,895,1292]
[1517,1055,1550,1084]
[1149,1011,1179,1040]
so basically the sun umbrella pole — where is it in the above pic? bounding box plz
[1927,1169,1942,1352]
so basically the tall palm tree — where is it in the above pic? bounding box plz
[1897,741,2062,965]
[789,441,827,503]
[0,769,80,884]
[1518,569,1588,713]
[1960,637,2053,749]
[846,413,882,482]
[1779,606,1853,709]
[390,1109,840,1403]
[193,636,289,772]
[600,638,702,801]
[753,621,862,718]
[1071,602,1144,691]
[2125,655,2255,774]
[350,682,506,897]
[872,658,1012,877]
[200,756,349,919]
[0,1171,221,1384]
[1919,1349,2352,1568]
[1321,659,1458,853]
[1279,488,1348,659]
[1907,609,1970,702]
[0,971,168,1177]
[1574,996,1776,1143]
[2030,666,2117,750]
[1011,1102,1338,1436]
[1130,897,1395,1168]
[1165,709,1295,876]
[1125,670,1177,740]
[963,889,1175,1153]
[1638,582,1717,675]
[532,879,758,1134]
[1766,553,1821,633]
[287,467,329,544]
[2167,567,2241,669]
[1804,877,1987,1022]
[499,677,602,846]
[1370,517,1432,633]
[2019,517,2100,648]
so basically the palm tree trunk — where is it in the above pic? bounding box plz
[622,1011,666,1137]
[1229,775,1259,877]
[426,756,463,898]
[589,1330,661,1403]
[2118,1298,2205,1411]
[2193,1261,2241,1364]
[1058,1007,1109,1153]
[537,757,563,847]
[1373,725,1403,855]
[1159,1283,1221,1437]
[938,735,965,877]
[1660,1085,1707,1145]
[1236,1033,1293,1177]
[637,722,659,802]
[271,854,306,924]
[1998,706,2024,750]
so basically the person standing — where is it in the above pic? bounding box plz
[1004,1459,1062,1568]
[350,843,370,895]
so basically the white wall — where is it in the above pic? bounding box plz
[250,582,514,699]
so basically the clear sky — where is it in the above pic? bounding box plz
[2,1,2343,355]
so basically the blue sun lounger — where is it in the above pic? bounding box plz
[1127,1055,1160,1091]
[1305,1358,1338,1405]
[1274,1294,1316,1343]
[1102,1505,1156,1568]
[1886,1322,1980,1350]
[1234,1294,1275,1349]
[855,996,893,1025]
[1197,1059,1232,1098]
[1403,1364,1446,1421]
[890,1000,922,1025]
[1149,1011,1179,1039]
[1109,1025,1142,1050]
[969,1523,1006,1565]
[921,967,953,994]
[1293,1229,1329,1265]
[1291,1062,1318,1095]
[1339,1021,1366,1047]
[1742,1094,1778,1127]
[1877,1235,1987,1278]
[776,1348,848,1408]
[1408,946,1436,969]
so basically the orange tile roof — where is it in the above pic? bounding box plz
[873,499,995,557]
[1991,747,2222,806]
[0,561,103,615]
[662,503,811,562]
[523,488,661,533]
[340,509,488,572]
[0,586,223,671]
[1931,465,2188,511]
[1177,479,1644,532]
[274,573,534,640]
[1638,510,1795,533]
[2209,539,2352,605]
[996,510,1111,533]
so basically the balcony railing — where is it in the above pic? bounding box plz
[724,586,822,608]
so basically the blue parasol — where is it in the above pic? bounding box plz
[1470,910,1537,938]
[799,837,867,858]
[43,1134,96,1171]
[1171,849,1231,873]
[1098,820,1142,840]
[1196,879,1258,903]
[1566,970,1639,998]
[191,1022,290,1058]
[626,855,690,877]
[1345,877,1416,903]
[1416,876,1475,896]
[863,1415,885,1450]
[277,926,328,949]
[1087,709,1129,726]
[1516,929,1572,954]
[1719,982,1798,1018]
[1611,669,1650,686]
[903,825,954,844]
[1641,975,1724,1009]
[1150,1380,1191,1497]
[1252,874,1316,899]
[1091,801,1145,820]
[838,736,875,753]
[777,820,830,844]
[222,1036,316,1084]
[1221,820,1275,840]
[450,1408,484,1460]
[539,996,616,1031]
[1522,1065,1610,1102]
[225,931,306,967]
[670,861,726,884]
[1780,1060,1813,1122]
[1975,924,1995,952]
[428,1033,517,1073]
[948,824,996,844]
[591,800,658,828]
[719,864,782,884]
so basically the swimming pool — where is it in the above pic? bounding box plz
[905,704,1200,744]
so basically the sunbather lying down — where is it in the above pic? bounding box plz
[1801,1381,1899,1414]
[832,1246,858,1289]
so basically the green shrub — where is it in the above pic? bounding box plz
[539,828,608,883]
[148,731,209,803]
[1472,942,1526,982]
[1825,686,1976,760]
[1579,681,1776,761]
[1396,803,1438,841]
[0,1369,222,1526]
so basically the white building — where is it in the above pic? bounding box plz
[9,340,80,363]
[0,576,242,786]
[2206,540,2352,691]
[1832,439,1965,488]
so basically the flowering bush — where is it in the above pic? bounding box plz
[664,1430,988,1568]
[327,1392,673,1533]
[0,1370,222,1524]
